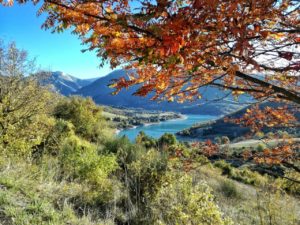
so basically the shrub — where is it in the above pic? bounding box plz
[43,119,75,155]
[105,136,147,166]
[219,180,240,199]
[158,133,177,147]
[274,170,300,196]
[151,172,233,225]
[214,160,268,186]
[135,131,157,148]
[60,135,118,182]
[54,97,114,143]
[215,136,222,144]
[256,143,267,152]
[59,135,119,204]
[214,160,234,176]
[254,189,299,225]
[254,131,265,139]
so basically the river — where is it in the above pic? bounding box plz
[118,114,218,141]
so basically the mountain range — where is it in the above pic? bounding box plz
[40,71,97,96]
[41,70,251,116]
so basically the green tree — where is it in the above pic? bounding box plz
[158,133,177,148]
[54,96,113,143]
[0,41,55,157]
[135,131,157,149]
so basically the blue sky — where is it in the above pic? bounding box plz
[0,3,113,79]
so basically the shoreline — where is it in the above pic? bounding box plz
[115,114,187,135]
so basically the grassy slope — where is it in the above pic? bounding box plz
[193,164,300,225]
[0,155,299,225]
[0,157,117,225]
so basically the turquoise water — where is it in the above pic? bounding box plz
[118,114,217,141]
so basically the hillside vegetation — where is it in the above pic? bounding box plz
[0,42,299,225]
[0,82,299,224]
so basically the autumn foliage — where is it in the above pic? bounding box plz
[2,0,299,167]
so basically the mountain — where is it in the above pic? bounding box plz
[75,69,252,116]
[39,71,97,96]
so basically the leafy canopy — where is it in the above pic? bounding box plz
[3,0,299,103]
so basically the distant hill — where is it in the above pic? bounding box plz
[75,69,252,116]
[39,71,97,96]
[177,102,300,140]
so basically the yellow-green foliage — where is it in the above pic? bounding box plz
[135,131,157,148]
[158,133,177,148]
[54,96,114,143]
[0,76,56,157]
[192,164,300,225]
[128,149,168,197]
[151,172,233,225]
[218,179,241,199]
[44,119,75,155]
[274,170,300,195]
[0,156,116,225]
[251,189,299,225]
[0,42,298,225]
[59,135,119,204]
[214,160,268,186]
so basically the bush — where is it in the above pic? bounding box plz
[105,136,147,166]
[151,172,233,225]
[274,170,300,195]
[215,136,222,144]
[54,96,114,143]
[254,131,264,139]
[254,189,299,225]
[221,136,230,144]
[219,180,240,199]
[135,131,157,148]
[214,160,268,186]
[0,79,55,157]
[60,135,118,182]
[158,133,177,147]
[256,143,267,152]
[43,119,75,155]
[59,135,119,204]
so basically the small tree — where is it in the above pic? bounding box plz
[54,96,114,143]
[0,41,55,156]
[135,131,157,148]
[158,133,177,148]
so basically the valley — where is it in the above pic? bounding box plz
[1,63,299,225]
[1,2,299,223]
[40,69,250,140]
[40,70,300,144]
